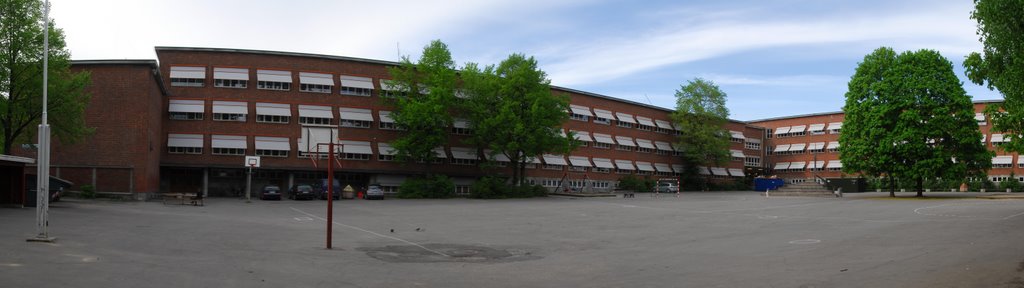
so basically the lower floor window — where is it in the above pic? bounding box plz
[543,164,564,170]
[616,169,632,174]
[255,149,289,157]
[451,158,478,166]
[593,167,611,173]
[343,153,370,160]
[569,166,588,172]
[378,155,395,161]
[168,146,202,154]
[455,185,470,196]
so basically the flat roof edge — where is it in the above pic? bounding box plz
[71,59,158,67]
[154,46,401,67]
[0,154,34,164]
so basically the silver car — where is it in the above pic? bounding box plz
[366,184,385,200]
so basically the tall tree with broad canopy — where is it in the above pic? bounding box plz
[671,78,730,189]
[964,0,1024,153]
[460,54,575,186]
[842,47,991,197]
[386,40,457,170]
[0,0,92,154]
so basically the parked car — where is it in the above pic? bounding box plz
[260,185,282,200]
[365,184,384,200]
[289,184,316,200]
[657,182,679,193]
[316,179,341,200]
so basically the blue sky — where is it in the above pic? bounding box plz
[51,0,1000,121]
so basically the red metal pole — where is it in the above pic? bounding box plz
[326,142,334,249]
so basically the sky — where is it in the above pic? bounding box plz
[48,0,1001,121]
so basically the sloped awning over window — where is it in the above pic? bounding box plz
[710,167,728,176]
[340,140,372,154]
[789,161,807,170]
[655,119,673,129]
[636,116,655,127]
[615,136,636,146]
[615,112,637,124]
[255,136,290,151]
[654,163,672,172]
[729,131,744,139]
[450,147,478,160]
[635,161,655,172]
[169,99,204,113]
[826,160,842,169]
[256,102,290,116]
[773,162,790,170]
[542,154,567,166]
[168,134,203,148]
[339,75,374,89]
[212,101,248,115]
[593,133,615,144]
[730,150,745,158]
[572,131,593,142]
[655,141,673,151]
[378,143,397,156]
[592,158,615,169]
[593,109,615,120]
[774,144,791,152]
[994,155,1014,165]
[257,69,292,82]
[697,166,711,175]
[569,105,593,116]
[614,160,635,170]
[728,168,745,177]
[298,105,333,118]
[170,66,205,79]
[636,139,655,149]
[213,67,248,80]
[774,126,791,135]
[212,135,247,149]
[568,156,592,167]
[789,143,806,152]
[299,72,334,86]
[339,108,374,121]
[808,142,825,150]
[827,141,840,149]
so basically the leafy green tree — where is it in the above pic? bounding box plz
[671,78,730,189]
[386,40,457,170]
[0,0,91,154]
[964,0,1024,153]
[842,47,991,197]
[460,54,574,186]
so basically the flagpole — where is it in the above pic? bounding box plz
[29,0,55,243]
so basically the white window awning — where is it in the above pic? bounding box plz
[298,127,339,153]
[698,166,711,175]
[569,105,593,116]
[654,141,673,151]
[774,126,792,135]
[827,122,843,130]
[615,112,637,124]
[808,123,826,132]
[728,168,745,177]
[340,140,372,154]
[339,75,374,89]
[992,134,1008,143]
[378,111,394,123]
[484,149,509,162]
[710,167,728,176]
[592,158,615,169]
[636,116,655,127]
[811,160,826,169]
[809,142,825,150]
[614,160,635,170]
[729,130,744,139]
[1017,156,1024,165]
[593,133,615,144]
[572,131,593,142]
[255,136,289,151]
[339,107,374,121]
[826,160,843,168]
[299,72,334,86]
[168,134,203,148]
[730,150,745,158]
[213,67,248,80]
[378,143,396,156]
[672,164,684,173]
[169,99,205,113]
[170,66,205,79]
[453,119,470,129]
[450,147,478,160]
[790,125,807,133]
[671,143,684,152]
[774,162,790,170]
[981,134,987,143]
[789,143,807,152]
[774,144,791,152]
[975,113,986,122]
[212,101,248,114]
[256,102,290,116]
[789,161,807,169]
[746,138,762,144]
[636,139,655,149]
[827,141,840,149]
[994,155,1014,165]
[433,147,448,158]
[654,163,672,172]
[568,156,592,167]
[379,79,399,91]
[212,135,247,149]
[257,69,292,83]
[542,154,568,166]
[636,161,656,172]
[298,105,333,118]
[615,136,636,147]
[593,109,615,120]
[655,119,673,129]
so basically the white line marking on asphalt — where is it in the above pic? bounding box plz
[789,239,821,244]
[289,207,450,258]
[294,217,313,221]
[1002,210,1024,220]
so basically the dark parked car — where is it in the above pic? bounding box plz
[365,184,384,200]
[316,179,341,200]
[289,184,316,200]
[260,185,282,200]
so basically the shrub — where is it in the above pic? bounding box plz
[510,184,548,198]
[398,175,455,199]
[80,184,96,199]
[617,175,641,191]
[1000,175,1021,192]
[469,176,509,199]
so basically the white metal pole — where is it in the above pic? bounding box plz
[30,0,54,243]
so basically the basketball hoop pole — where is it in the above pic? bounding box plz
[326,141,335,249]
[245,165,252,202]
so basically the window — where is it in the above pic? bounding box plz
[615,136,635,151]
[169,66,205,87]
[168,99,204,120]
[542,179,560,187]
[339,75,374,96]
[379,79,406,98]
[827,142,840,153]
[378,154,395,161]
[298,105,333,126]
[745,140,761,150]
[616,145,633,151]
[212,101,247,122]
[617,121,633,128]
[299,72,333,93]
[745,156,761,167]
[543,164,564,170]
[976,113,987,126]
[450,158,477,166]
[339,108,374,128]
[213,67,248,88]
[569,105,593,122]
[452,119,472,135]
[827,122,842,134]
[257,115,289,124]
[731,150,744,162]
[993,156,1014,168]
[254,136,289,158]
[594,142,612,149]
[455,185,471,196]
[342,153,370,160]
[809,123,826,135]
[300,117,331,125]
[766,128,774,139]
[378,111,401,130]
[450,148,478,166]
[257,69,292,91]
[729,131,744,143]
[636,117,655,131]
[808,142,825,153]
[168,146,202,154]
[379,122,397,130]
[789,125,807,137]
[256,149,288,157]
[378,143,396,161]
[212,148,246,155]
[211,135,247,156]
[655,120,673,134]
[168,134,203,154]
[593,109,614,125]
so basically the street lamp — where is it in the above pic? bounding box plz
[28,0,55,243]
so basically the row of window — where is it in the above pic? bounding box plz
[169,67,380,97]
[769,123,842,139]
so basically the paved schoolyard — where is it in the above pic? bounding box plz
[4,192,1024,288]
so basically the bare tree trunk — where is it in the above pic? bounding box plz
[916,177,924,197]
[889,177,896,198]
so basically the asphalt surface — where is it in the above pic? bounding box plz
[4,192,1024,288]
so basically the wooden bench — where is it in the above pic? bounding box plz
[162,193,204,206]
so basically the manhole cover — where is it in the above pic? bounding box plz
[357,244,540,263]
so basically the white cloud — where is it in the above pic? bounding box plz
[700,73,847,87]
[542,2,980,87]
